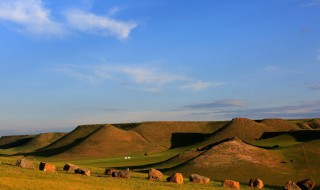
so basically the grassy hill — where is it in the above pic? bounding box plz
[163,137,295,186]
[54,124,161,158]
[0,118,319,189]
[132,121,227,149]
[0,135,35,149]
[203,118,298,146]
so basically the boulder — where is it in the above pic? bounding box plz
[249,178,264,189]
[166,173,183,184]
[16,158,34,169]
[105,168,116,175]
[39,162,56,172]
[63,163,79,172]
[223,180,240,189]
[75,168,90,176]
[189,174,210,184]
[111,169,130,179]
[284,181,302,190]
[297,179,316,190]
[148,168,163,181]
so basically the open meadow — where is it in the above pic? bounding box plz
[0,119,320,189]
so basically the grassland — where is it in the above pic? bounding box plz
[0,156,283,190]
[0,118,319,189]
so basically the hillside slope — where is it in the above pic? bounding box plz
[55,124,159,158]
[19,132,66,151]
[165,137,294,185]
[132,121,227,149]
[259,118,298,131]
[206,118,294,144]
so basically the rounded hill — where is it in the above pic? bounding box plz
[55,124,159,158]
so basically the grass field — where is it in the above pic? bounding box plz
[0,119,319,189]
[0,156,284,190]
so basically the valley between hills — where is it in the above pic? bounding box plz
[0,118,319,189]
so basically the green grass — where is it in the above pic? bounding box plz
[0,156,283,190]
[249,134,300,148]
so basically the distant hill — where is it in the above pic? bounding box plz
[0,135,35,149]
[132,121,227,149]
[259,118,298,131]
[18,132,66,151]
[54,124,159,158]
[206,118,296,144]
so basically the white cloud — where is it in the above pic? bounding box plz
[0,0,63,35]
[179,80,212,91]
[64,10,137,39]
[55,64,218,92]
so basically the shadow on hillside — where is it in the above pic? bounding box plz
[20,137,88,157]
[0,137,33,149]
[170,133,211,149]
[260,130,320,142]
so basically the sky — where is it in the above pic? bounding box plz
[0,0,320,131]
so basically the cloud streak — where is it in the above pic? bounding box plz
[0,0,136,39]
[55,64,220,92]
[64,10,137,39]
[0,0,63,36]
[183,100,320,120]
[183,99,246,110]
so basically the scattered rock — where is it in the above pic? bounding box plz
[39,162,56,172]
[148,168,163,181]
[166,173,183,184]
[223,180,240,189]
[63,163,79,172]
[75,168,91,176]
[189,174,210,184]
[297,179,316,190]
[105,168,116,175]
[16,158,34,169]
[284,181,302,190]
[249,178,264,189]
[111,169,130,179]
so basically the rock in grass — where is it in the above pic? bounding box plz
[284,181,302,190]
[296,179,316,190]
[74,168,91,176]
[166,173,183,184]
[111,169,130,179]
[39,162,56,172]
[105,168,116,175]
[148,168,163,181]
[249,178,264,189]
[223,179,240,189]
[63,163,79,172]
[189,174,210,184]
[16,158,34,169]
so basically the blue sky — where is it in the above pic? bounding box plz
[0,0,320,130]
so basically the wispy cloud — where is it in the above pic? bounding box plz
[183,100,320,120]
[180,81,224,91]
[261,65,304,74]
[183,99,246,110]
[55,64,220,92]
[0,0,137,39]
[0,0,63,36]
[64,10,137,39]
